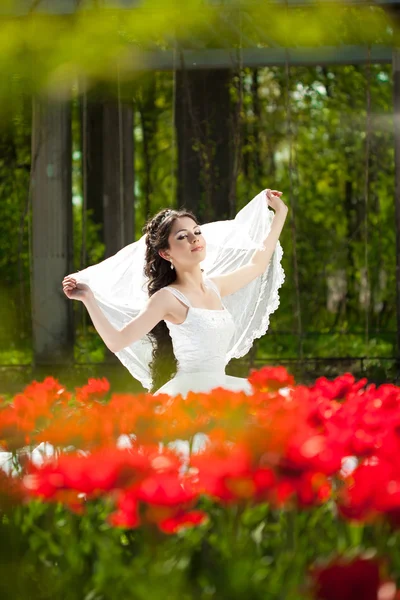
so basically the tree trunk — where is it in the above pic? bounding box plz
[175,69,234,222]
[31,97,73,363]
[175,71,203,216]
[392,49,400,368]
[83,99,104,236]
[102,100,134,257]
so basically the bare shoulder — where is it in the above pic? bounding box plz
[149,287,176,307]
[150,286,186,323]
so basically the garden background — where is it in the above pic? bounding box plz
[1,0,399,393]
[2,3,400,600]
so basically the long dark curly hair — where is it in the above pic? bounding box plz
[143,207,202,393]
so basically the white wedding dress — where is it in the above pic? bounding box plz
[154,277,253,397]
[74,189,285,394]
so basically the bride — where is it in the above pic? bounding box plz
[62,189,288,397]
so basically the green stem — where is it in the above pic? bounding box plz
[286,507,297,553]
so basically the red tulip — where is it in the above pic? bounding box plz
[312,557,380,600]
[248,366,295,392]
[159,510,208,534]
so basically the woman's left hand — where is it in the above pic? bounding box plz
[266,189,288,214]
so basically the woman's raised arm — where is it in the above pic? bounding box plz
[210,190,288,297]
[62,276,174,353]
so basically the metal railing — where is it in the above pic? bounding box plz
[0,355,398,395]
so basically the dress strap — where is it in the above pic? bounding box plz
[204,277,222,299]
[164,286,192,308]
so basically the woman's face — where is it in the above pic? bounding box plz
[160,216,206,269]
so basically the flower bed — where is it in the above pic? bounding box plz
[1,367,400,599]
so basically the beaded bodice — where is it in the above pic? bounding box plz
[164,278,235,375]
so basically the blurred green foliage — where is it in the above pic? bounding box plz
[1,495,400,599]
[0,1,396,118]
[0,1,398,384]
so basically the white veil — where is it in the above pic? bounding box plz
[76,189,285,391]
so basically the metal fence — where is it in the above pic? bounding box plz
[0,355,398,396]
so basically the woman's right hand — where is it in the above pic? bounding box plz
[62,276,93,302]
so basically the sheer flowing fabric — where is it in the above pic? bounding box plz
[75,190,285,391]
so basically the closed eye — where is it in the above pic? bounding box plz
[177,230,202,240]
